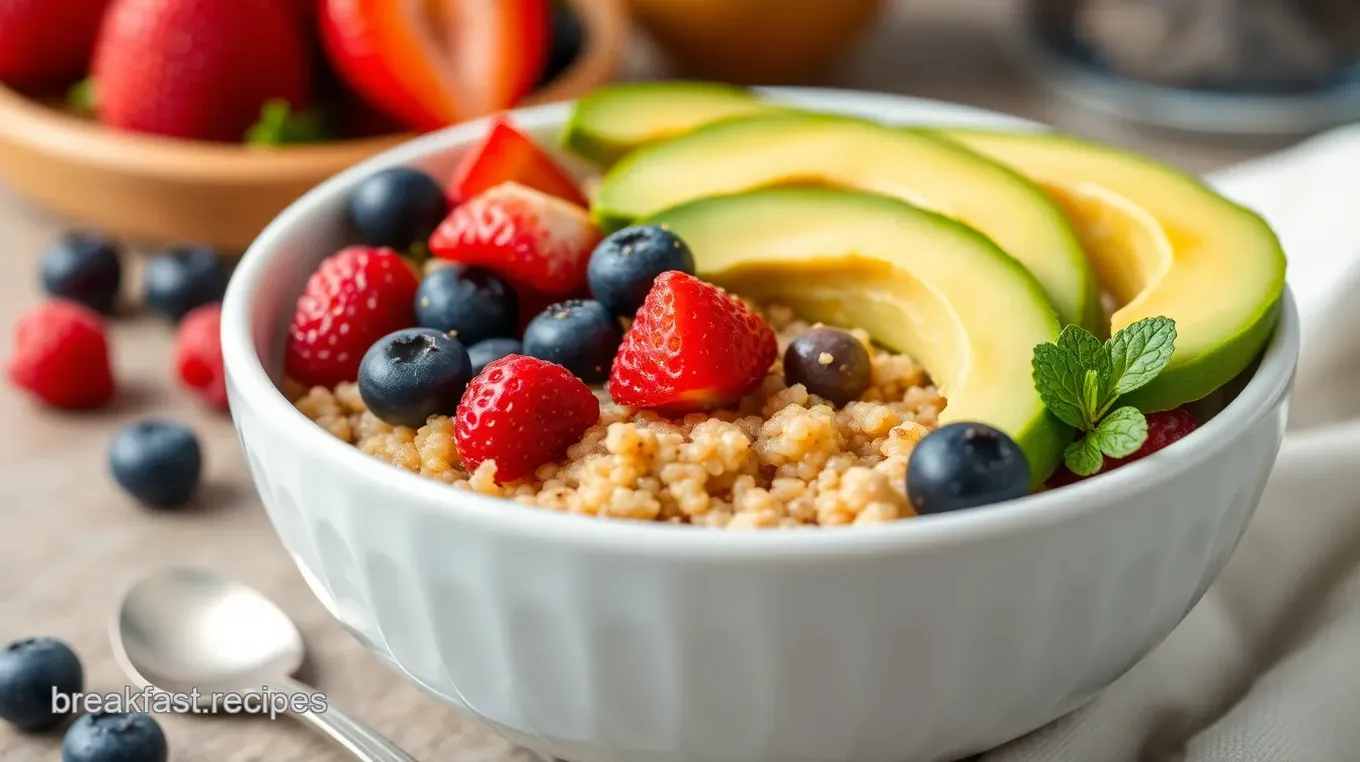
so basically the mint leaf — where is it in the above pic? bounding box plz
[1032,343,1088,429]
[1081,369,1102,419]
[1107,316,1176,396]
[245,99,324,146]
[1063,435,1104,476]
[1057,324,1112,380]
[1089,406,1148,458]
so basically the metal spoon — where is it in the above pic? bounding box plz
[111,565,418,762]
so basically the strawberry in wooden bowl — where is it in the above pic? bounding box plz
[0,0,626,252]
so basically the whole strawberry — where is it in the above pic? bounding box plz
[175,303,227,410]
[429,182,600,298]
[609,271,777,414]
[0,0,112,90]
[7,301,115,409]
[90,0,312,141]
[286,246,419,389]
[455,355,599,483]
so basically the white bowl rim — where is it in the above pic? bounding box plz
[222,87,1300,560]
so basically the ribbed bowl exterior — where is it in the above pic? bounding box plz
[223,93,1299,762]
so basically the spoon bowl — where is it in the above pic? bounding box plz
[113,566,303,694]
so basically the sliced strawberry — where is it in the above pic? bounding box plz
[320,0,439,131]
[609,271,777,414]
[321,0,549,130]
[448,115,588,207]
[429,182,600,297]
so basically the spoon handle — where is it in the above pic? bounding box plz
[276,676,419,762]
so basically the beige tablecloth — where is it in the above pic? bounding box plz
[983,124,1360,762]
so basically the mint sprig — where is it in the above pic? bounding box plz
[1031,317,1177,476]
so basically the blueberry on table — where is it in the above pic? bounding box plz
[142,245,229,323]
[783,327,872,406]
[348,167,449,252]
[358,328,473,428]
[467,337,523,375]
[522,299,623,384]
[907,422,1031,514]
[414,265,518,344]
[0,637,83,732]
[62,712,168,762]
[108,420,203,509]
[537,1,586,86]
[587,224,695,317]
[40,231,123,314]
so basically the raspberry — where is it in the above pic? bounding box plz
[174,303,227,410]
[608,271,777,414]
[7,300,115,409]
[1046,407,1201,487]
[455,355,599,483]
[285,246,419,388]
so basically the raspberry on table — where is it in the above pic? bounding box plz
[455,354,600,483]
[285,246,420,389]
[6,300,115,409]
[174,302,227,410]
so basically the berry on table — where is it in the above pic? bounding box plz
[286,246,420,388]
[358,328,472,429]
[142,245,229,323]
[907,422,1031,514]
[39,231,122,315]
[7,300,115,409]
[455,355,599,483]
[174,303,227,411]
[348,167,449,252]
[0,637,83,732]
[522,299,623,385]
[414,265,518,345]
[587,224,695,318]
[1046,407,1201,488]
[108,420,203,509]
[62,712,168,762]
[783,327,872,407]
[467,337,523,375]
[429,182,601,297]
[609,271,777,414]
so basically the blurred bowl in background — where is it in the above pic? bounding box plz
[0,0,627,253]
[624,0,883,84]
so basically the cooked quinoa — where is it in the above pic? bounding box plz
[290,305,947,529]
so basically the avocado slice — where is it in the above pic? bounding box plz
[648,187,1072,485]
[936,129,1287,411]
[560,82,777,166]
[594,112,1098,328]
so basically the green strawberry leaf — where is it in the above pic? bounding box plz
[245,99,325,147]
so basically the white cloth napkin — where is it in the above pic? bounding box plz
[981,124,1360,762]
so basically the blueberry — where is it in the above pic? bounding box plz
[348,167,448,251]
[907,422,1031,514]
[414,265,518,344]
[537,2,586,86]
[522,299,622,384]
[358,328,472,428]
[62,712,167,762]
[0,637,83,732]
[142,245,229,323]
[587,225,695,317]
[467,338,523,375]
[108,420,203,509]
[783,327,872,406]
[40,231,123,314]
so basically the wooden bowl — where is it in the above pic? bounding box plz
[0,0,628,253]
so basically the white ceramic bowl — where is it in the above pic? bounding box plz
[222,89,1299,762]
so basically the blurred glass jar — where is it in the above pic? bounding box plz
[624,0,883,84]
[1027,0,1360,134]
